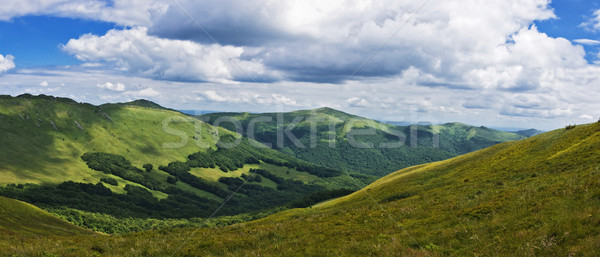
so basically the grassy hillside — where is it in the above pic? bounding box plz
[0,94,213,186]
[4,122,599,256]
[201,108,525,175]
[0,196,93,237]
[0,94,369,230]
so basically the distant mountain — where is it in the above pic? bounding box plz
[200,108,526,176]
[512,128,544,137]
[178,110,222,115]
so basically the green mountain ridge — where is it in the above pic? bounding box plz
[200,108,526,176]
[0,94,366,228]
[3,119,599,256]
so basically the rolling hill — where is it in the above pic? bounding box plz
[0,94,369,229]
[4,121,599,256]
[0,196,93,237]
[200,108,526,175]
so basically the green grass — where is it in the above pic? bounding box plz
[0,196,93,237]
[0,95,216,187]
[4,122,599,256]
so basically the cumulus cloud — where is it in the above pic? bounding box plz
[62,27,279,83]
[144,0,566,86]
[0,54,16,73]
[40,81,48,87]
[0,0,167,26]
[97,82,126,91]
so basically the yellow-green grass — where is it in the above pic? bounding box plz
[190,164,261,182]
[0,97,220,191]
[189,162,322,190]
[5,123,599,256]
[0,196,94,237]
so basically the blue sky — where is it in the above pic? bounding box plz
[1,0,600,130]
[0,16,116,67]
[535,0,600,62]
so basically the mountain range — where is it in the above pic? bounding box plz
[0,95,597,255]
[2,94,594,256]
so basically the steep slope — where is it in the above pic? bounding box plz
[11,122,599,256]
[0,196,92,237]
[0,94,365,226]
[200,109,525,175]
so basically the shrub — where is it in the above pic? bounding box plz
[166,176,178,184]
[143,164,153,172]
[100,177,118,186]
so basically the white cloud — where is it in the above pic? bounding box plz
[0,54,16,73]
[202,91,228,102]
[579,114,594,120]
[346,97,369,108]
[63,27,279,83]
[130,87,160,98]
[40,81,48,87]
[199,90,299,107]
[581,9,600,32]
[0,0,167,26]
[97,82,126,91]
[573,39,600,46]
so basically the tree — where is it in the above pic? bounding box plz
[143,164,153,172]
[100,177,118,186]
[166,176,178,184]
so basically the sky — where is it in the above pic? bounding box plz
[1,0,600,130]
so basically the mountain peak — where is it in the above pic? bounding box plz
[102,99,167,110]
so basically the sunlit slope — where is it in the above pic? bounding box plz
[0,94,216,185]
[0,196,92,237]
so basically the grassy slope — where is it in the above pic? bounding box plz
[0,95,214,194]
[8,122,600,256]
[201,108,525,175]
[0,196,93,237]
[0,95,357,202]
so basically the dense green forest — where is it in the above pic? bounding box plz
[201,109,526,175]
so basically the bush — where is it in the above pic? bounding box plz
[143,164,153,172]
[166,176,178,184]
[100,177,118,186]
